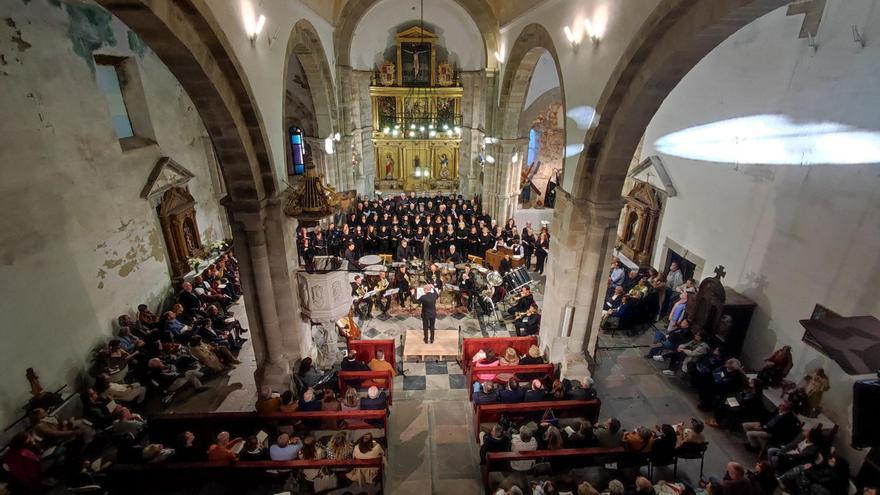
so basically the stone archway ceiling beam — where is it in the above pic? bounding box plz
[287,20,339,138]
[496,24,564,141]
[333,0,500,69]
[573,0,790,203]
[97,0,278,209]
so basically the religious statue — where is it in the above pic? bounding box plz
[438,62,453,86]
[402,46,429,79]
[438,154,450,179]
[384,153,395,179]
[379,61,395,86]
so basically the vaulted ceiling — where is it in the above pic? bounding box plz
[301,0,548,27]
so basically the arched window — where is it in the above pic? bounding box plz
[289,126,305,175]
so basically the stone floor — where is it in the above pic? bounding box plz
[186,270,759,494]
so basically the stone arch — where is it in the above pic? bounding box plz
[571,0,790,201]
[96,0,276,209]
[284,19,338,139]
[496,24,565,141]
[333,0,499,69]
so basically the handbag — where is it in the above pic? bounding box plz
[532,458,552,476]
[311,468,338,493]
[540,408,559,427]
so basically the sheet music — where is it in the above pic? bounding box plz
[385,288,400,296]
[415,287,425,299]
[444,284,460,291]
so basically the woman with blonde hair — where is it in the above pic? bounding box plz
[496,347,520,382]
[519,344,545,381]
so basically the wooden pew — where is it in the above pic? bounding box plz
[484,447,628,493]
[473,400,602,442]
[109,458,384,493]
[467,364,556,400]
[338,370,394,405]
[147,410,388,448]
[348,339,397,371]
[461,336,538,373]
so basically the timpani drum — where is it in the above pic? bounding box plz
[359,254,382,266]
[503,266,531,291]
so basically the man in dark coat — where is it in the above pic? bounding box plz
[415,284,439,343]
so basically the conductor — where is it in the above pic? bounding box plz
[414,284,439,344]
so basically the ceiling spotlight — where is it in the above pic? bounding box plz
[408,131,416,137]
[443,124,449,130]
[391,130,399,137]
[419,126,425,132]
[454,126,461,134]
[383,127,390,134]
[429,130,437,137]
[485,154,496,164]
[410,124,416,130]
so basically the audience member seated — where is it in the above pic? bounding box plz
[177,282,204,318]
[674,418,706,448]
[510,426,538,472]
[646,318,693,359]
[320,389,342,429]
[175,431,203,462]
[341,349,371,389]
[206,431,243,463]
[346,433,384,487]
[188,335,239,372]
[474,381,500,404]
[298,388,322,412]
[595,418,623,448]
[778,453,850,495]
[269,433,302,461]
[741,401,801,453]
[496,347,520,383]
[27,407,90,447]
[473,350,501,382]
[3,433,46,491]
[565,378,597,401]
[239,435,266,461]
[623,426,654,454]
[564,421,598,448]
[80,387,116,429]
[297,357,324,389]
[524,379,547,402]
[110,406,148,438]
[254,386,281,414]
[365,349,396,387]
[756,345,793,387]
[707,461,754,495]
[696,358,747,410]
[662,333,709,375]
[147,357,205,406]
[137,304,160,331]
[360,385,388,413]
[542,425,564,450]
[767,427,822,472]
[480,424,510,464]
[340,387,360,412]
[518,345,546,381]
[499,379,525,404]
[196,318,239,350]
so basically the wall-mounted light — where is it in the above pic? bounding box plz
[564,25,582,51]
[485,155,496,164]
[807,32,818,52]
[583,19,601,45]
[494,51,504,64]
[853,25,866,48]
[511,151,519,165]
[333,132,341,142]
[243,8,266,44]
[324,135,335,155]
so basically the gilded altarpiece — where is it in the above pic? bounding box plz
[370,26,463,192]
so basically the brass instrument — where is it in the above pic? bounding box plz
[355,284,368,299]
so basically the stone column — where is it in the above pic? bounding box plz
[229,215,289,389]
[459,71,488,197]
[336,66,374,196]
[539,192,623,362]
[484,138,527,222]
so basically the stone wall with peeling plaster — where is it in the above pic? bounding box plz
[0,0,228,427]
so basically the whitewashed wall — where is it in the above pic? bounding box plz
[640,0,880,463]
[0,1,228,428]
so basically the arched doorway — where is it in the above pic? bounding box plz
[488,23,565,223]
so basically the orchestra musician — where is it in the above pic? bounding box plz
[498,254,512,278]
[414,283,440,343]
[425,263,443,288]
[351,275,372,320]
[446,244,462,264]
[395,265,412,307]
[508,236,524,258]
[507,286,535,317]
[513,303,540,337]
[344,242,363,270]
[458,266,476,309]
[395,239,411,262]
[372,271,391,315]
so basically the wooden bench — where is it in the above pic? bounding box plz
[461,336,538,373]
[467,364,556,400]
[348,339,397,371]
[473,399,602,442]
[109,458,384,492]
[147,410,388,447]
[483,447,628,493]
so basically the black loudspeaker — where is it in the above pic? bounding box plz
[853,379,880,449]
